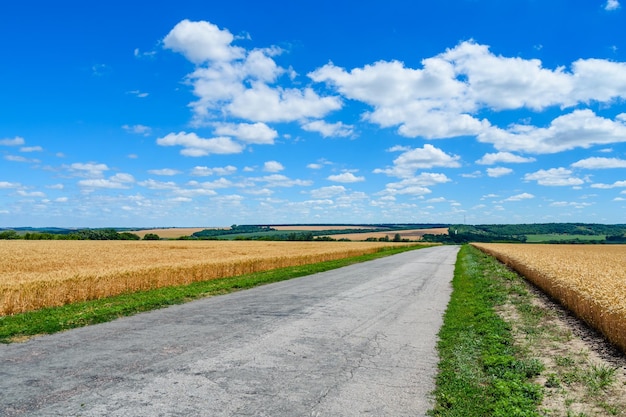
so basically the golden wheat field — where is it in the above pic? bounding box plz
[0,240,417,316]
[472,243,626,353]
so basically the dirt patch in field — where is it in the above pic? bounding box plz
[499,279,626,416]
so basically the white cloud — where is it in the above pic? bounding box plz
[148,168,181,176]
[310,185,347,199]
[479,110,626,154]
[301,120,354,138]
[263,161,284,172]
[605,0,620,10]
[17,190,46,198]
[139,179,179,190]
[0,181,21,188]
[5,155,39,163]
[164,20,341,126]
[163,19,244,64]
[227,83,342,123]
[382,173,451,196]
[327,172,365,183]
[213,122,278,144]
[476,152,535,165]
[126,90,149,98]
[249,174,312,188]
[20,146,43,152]
[571,157,626,169]
[187,178,233,190]
[70,162,109,177]
[311,40,626,144]
[78,179,131,189]
[486,167,513,177]
[461,171,482,178]
[156,131,244,156]
[123,124,152,136]
[549,201,594,208]
[524,168,584,186]
[591,180,626,189]
[0,136,25,146]
[373,144,461,178]
[504,192,534,202]
[190,165,237,176]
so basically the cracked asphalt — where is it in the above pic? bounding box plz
[0,245,459,416]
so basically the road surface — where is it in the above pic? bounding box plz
[1,245,459,416]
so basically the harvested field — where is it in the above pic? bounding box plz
[472,243,626,354]
[326,228,449,241]
[0,240,415,315]
[270,225,383,231]
[131,227,218,238]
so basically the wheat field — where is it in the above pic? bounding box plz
[472,243,626,353]
[0,240,416,315]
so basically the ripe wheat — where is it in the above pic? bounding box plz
[0,240,417,315]
[472,243,626,353]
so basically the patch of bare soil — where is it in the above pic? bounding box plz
[499,279,626,416]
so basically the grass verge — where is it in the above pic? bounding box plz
[429,244,544,417]
[0,244,426,343]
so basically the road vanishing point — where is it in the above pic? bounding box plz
[1,245,460,417]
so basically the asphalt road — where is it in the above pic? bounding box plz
[1,245,459,417]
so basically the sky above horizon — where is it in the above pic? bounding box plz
[2,0,626,227]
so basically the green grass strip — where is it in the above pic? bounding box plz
[0,244,427,343]
[429,245,544,417]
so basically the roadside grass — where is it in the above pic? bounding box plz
[0,244,426,343]
[430,244,626,417]
[429,244,544,417]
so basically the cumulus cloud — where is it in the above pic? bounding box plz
[191,165,237,176]
[591,180,626,189]
[213,122,278,144]
[263,161,284,172]
[373,144,461,178]
[0,137,25,146]
[79,173,135,189]
[156,132,244,156]
[486,167,513,177]
[310,185,347,199]
[123,124,152,136]
[310,40,626,147]
[524,168,584,186]
[478,110,626,154]
[0,181,21,188]
[571,157,626,169]
[164,20,341,126]
[605,0,620,10]
[476,152,536,165]
[249,174,312,188]
[70,162,109,177]
[148,168,181,176]
[382,173,451,196]
[163,19,244,64]
[327,172,365,183]
[504,193,535,202]
[301,120,354,138]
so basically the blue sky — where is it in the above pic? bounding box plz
[1,0,626,227]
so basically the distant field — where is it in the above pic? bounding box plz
[270,225,383,231]
[132,228,219,238]
[326,228,449,241]
[525,234,606,242]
